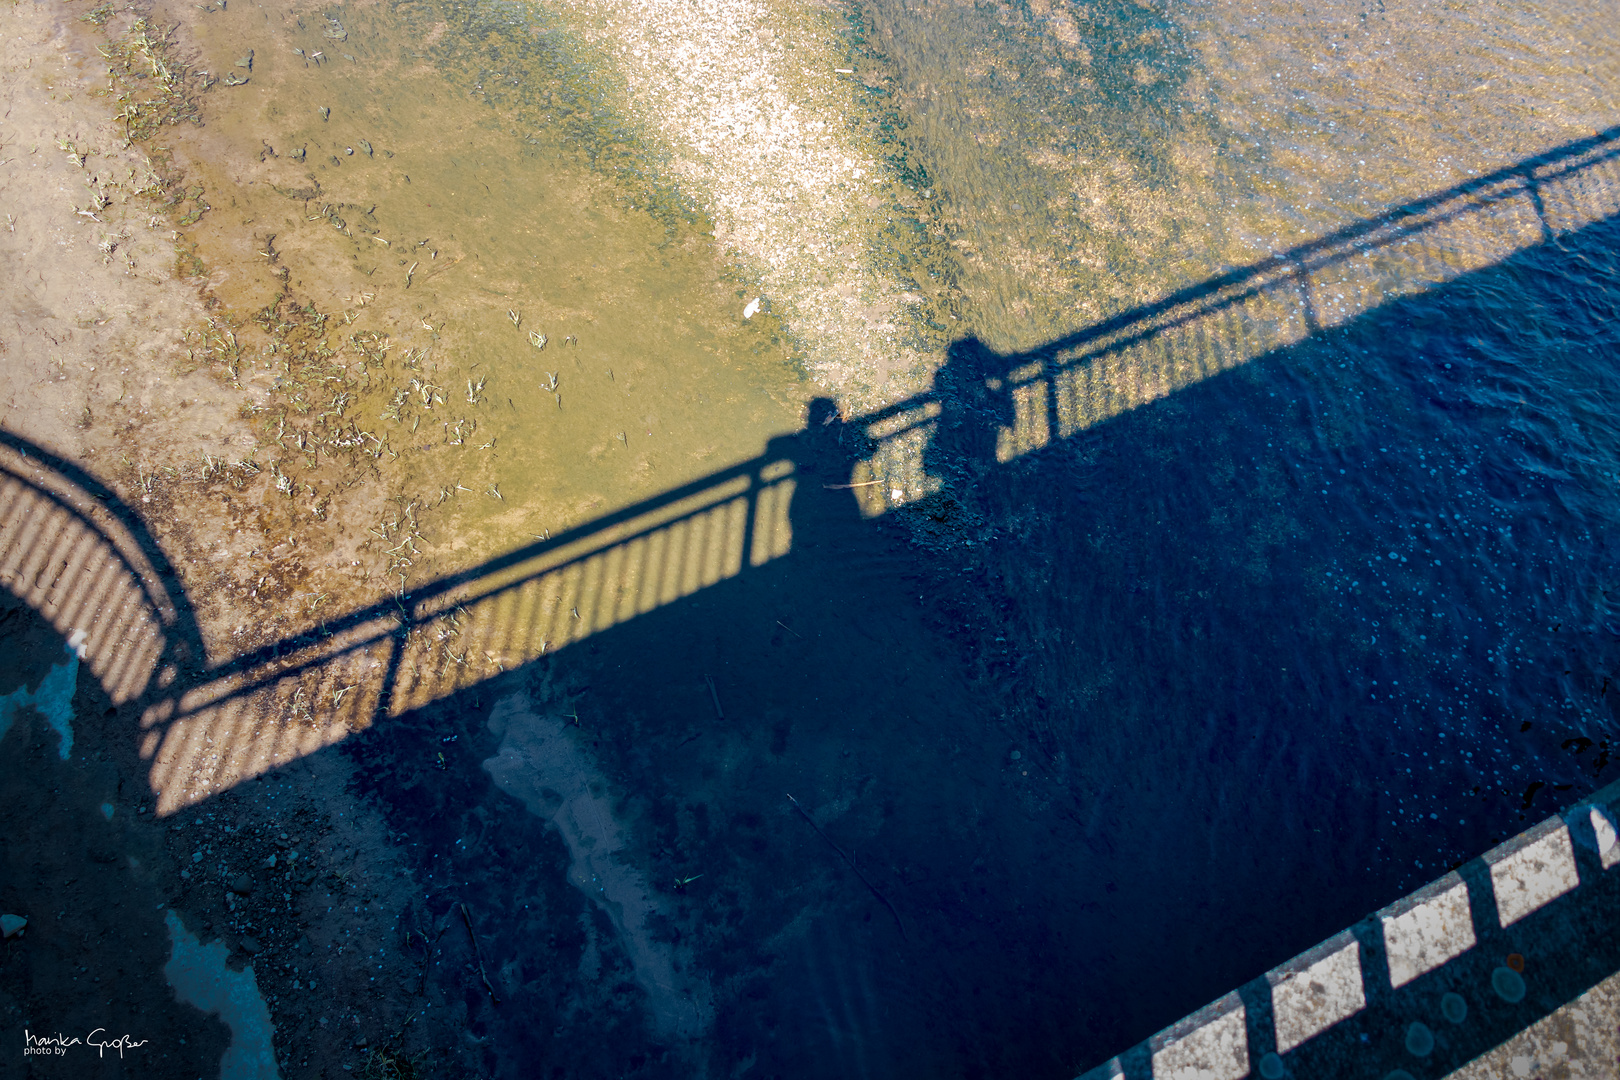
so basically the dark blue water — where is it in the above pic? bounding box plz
[251,0,1620,1073]
[323,0,1620,1066]
[340,203,1620,1079]
[988,217,1620,883]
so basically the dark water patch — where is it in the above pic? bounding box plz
[0,591,235,1078]
[923,209,1620,1052]
[344,673,682,1078]
[293,110,1620,1080]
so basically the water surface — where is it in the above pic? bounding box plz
[142,0,1620,1074]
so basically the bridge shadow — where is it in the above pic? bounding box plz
[334,164,1620,1074]
[123,128,1620,815]
[2,126,1619,1077]
[0,538,236,1071]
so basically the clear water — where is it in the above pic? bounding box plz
[136,0,1620,1074]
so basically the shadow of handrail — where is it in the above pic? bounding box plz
[202,450,791,688]
[138,443,804,808]
[6,125,1616,811]
[850,124,1620,499]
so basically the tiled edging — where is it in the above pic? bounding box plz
[1079,779,1620,1080]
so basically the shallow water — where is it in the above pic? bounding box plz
[173,0,819,583]
[89,0,1620,1073]
[863,0,1619,352]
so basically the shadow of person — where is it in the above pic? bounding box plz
[763,397,875,558]
[923,336,1013,487]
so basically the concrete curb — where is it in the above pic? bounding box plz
[1079,779,1620,1080]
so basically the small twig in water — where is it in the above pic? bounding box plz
[410,910,451,995]
[460,903,500,1005]
[705,675,724,720]
[786,793,907,940]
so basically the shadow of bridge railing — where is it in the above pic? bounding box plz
[4,125,1617,813]
[851,123,1620,506]
[137,444,804,810]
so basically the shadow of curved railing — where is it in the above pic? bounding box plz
[0,431,202,711]
[8,125,1617,813]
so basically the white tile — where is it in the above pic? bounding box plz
[1383,881,1476,988]
[1590,807,1619,871]
[1273,942,1366,1053]
[1151,1006,1248,1080]
[1491,826,1579,927]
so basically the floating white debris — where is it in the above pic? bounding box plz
[742,297,762,320]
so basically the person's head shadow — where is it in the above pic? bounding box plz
[766,397,868,474]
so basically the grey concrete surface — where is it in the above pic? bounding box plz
[1078,780,1620,1080]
